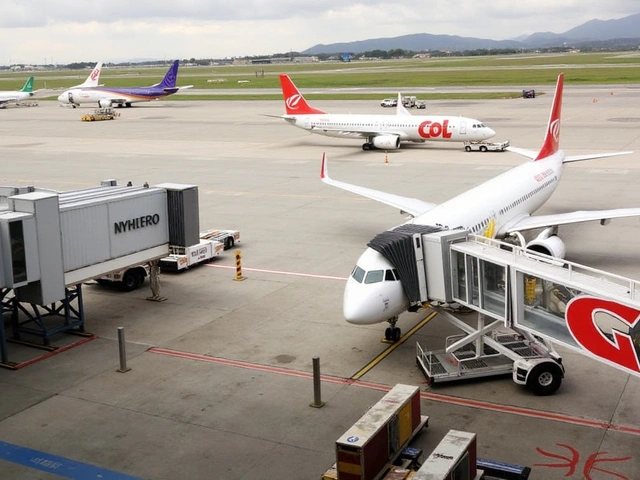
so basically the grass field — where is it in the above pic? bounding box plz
[1,52,639,100]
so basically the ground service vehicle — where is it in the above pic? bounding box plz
[159,238,224,271]
[199,229,240,250]
[380,98,397,107]
[81,107,119,121]
[98,264,150,292]
[463,140,510,152]
[415,100,426,109]
[402,96,417,107]
[98,229,240,289]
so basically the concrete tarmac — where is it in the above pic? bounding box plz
[1,86,640,479]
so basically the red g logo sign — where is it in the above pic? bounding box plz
[418,120,452,139]
[566,296,640,375]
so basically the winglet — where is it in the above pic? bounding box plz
[280,74,326,115]
[534,73,564,161]
[320,153,329,180]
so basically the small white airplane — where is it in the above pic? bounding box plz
[57,60,192,108]
[321,73,637,340]
[276,74,496,151]
[57,62,103,105]
[0,77,35,107]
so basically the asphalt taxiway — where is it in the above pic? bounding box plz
[1,86,640,479]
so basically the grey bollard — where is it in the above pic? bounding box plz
[310,356,325,408]
[117,327,131,373]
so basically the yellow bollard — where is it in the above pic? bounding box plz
[234,249,245,281]
[524,277,537,305]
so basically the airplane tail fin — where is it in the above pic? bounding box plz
[21,77,34,93]
[279,74,326,115]
[158,60,180,89]
[79,62,103,87]
[534,73,564,161]
[396,93,412,116]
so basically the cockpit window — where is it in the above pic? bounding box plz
[364,270,384,284]
[385,269,396,281]
[351,265,365,283]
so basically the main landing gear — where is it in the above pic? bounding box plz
[362,136,374,150]
[384,316,401,342]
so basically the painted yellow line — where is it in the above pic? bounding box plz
[350,310,437,380]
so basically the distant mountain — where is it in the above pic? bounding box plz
[301,13,640,54]
[304,33,521,55]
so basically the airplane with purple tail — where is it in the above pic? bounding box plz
[57,60,192,108]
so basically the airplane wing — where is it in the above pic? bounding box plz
[0,97,18,105]
[503,208,640,233]
[320,154,437,217]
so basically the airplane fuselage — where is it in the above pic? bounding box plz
[415,152,563,233]
[344,153,565,325]
[0,91,32,104]
[57,87,178,106]
[285,114,495,143]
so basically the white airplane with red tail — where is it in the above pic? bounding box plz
[277,74,496,150]
[321,73,637,340]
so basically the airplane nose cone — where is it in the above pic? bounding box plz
[343,278,384,325]
[486,127,496,139]
[57,93,67,103]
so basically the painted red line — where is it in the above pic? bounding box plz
[148,347,640,437]
[205,264,348,281]
[15,336,98,370]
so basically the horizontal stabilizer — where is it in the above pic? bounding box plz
[505,208,640,233]
[563,151,633,163]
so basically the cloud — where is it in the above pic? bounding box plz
[0,1,637,63]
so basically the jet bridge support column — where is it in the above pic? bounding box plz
[0,288,15,367]
[10,285,86,347]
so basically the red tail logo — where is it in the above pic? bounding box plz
[90,68,100,81]
[285,94,304,111]
[534,73,564,161]
[279,74,326,115]
[566,296,640,375]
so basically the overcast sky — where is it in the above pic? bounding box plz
[1,1,638,64]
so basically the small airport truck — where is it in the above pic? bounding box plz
[463,140,510,152]
[159,238,224,271]
[97,229,240,290]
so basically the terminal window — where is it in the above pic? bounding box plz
[9,221,27,284]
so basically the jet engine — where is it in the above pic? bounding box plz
[99,99,112,108]
[372,135,401,150]
[526,228,566,259]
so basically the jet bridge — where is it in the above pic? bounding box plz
[376,227,640,395]
[0,181,200,368]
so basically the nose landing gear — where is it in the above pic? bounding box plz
[384,316,401,342]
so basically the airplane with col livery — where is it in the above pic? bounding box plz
[321,73,638,340]
[276,74,496,150]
